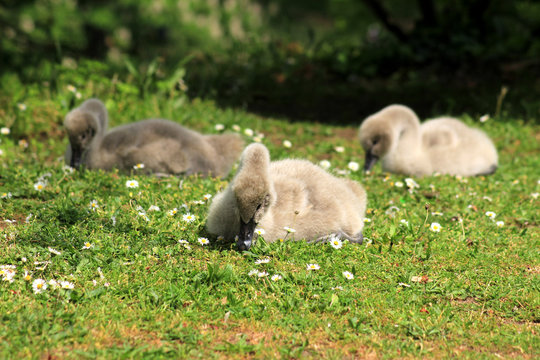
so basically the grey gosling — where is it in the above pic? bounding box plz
[358,104,498,176]
[206,143,368,250]
[64,98,244,177]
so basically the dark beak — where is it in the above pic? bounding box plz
[237,218,256,251]
[364,151,379,172]
[70,147,82,168]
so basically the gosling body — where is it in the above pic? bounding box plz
[358,105,498,176]
[206,143,367,250]
[64,99,244,177]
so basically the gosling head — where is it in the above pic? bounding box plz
[64,109,99,168]
[358,122,392,172]
[232,143,274,251]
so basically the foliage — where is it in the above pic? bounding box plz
[0,64,539,358]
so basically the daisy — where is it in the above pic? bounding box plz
[183,213,196,222]
[0,127,10,135]
[34,181,46,191]
[89,200,99,211]
[178,239,189,245]
[248,269,258,276]
[244,128,254,137]
[430,222,441,232]
[48,247,61,255]
[405,178,419,189]
[364,238,373,245]
[394,181,404,188]
[148,205,160,212]
[198,237,210,245]
[334,146,345,153]
[67,84,77,93]
[1,192,12,199]
[255,228,265,236]
[203,194,212,201]
[133,163,145,170]
[1,268,16,283]
[18,103,27,111]
[319,160,331,170]
[232,124,241,132]
[168,208,178,216]
[342,271,354,280]
[255,258,270,264]
[531,192,539,199]
[32,278,47,294]
[271,274,282,281]
[257,271,269,278]
[82,242,94,250]
[479,114,489,123]
[329,236,343,249]
[496,221,504,227]
[192,200,205,205]
[253,135,263,143]
[306,263,320,271]
[60,281,75,289]
[348,161,360,172]
[485,211,496,219]
[215,124,225,131]
[126,180,139,188]
[283,140,292,148]
[23,270,32,281]
[363,218,372,223]
[400,219,409,226]
[283,226,296,233]
[431,211,443,216]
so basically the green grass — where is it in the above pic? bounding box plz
[0,71,539,359]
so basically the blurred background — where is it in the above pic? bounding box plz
[1,0,539,123]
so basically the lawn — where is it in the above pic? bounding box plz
[0,70,538,359]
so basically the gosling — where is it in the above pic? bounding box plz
[64,99,244,177]
[358,104,498,177]
[206,143,368,250]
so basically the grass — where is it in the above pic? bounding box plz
[0,70,539,359]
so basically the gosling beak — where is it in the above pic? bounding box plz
[364,151,379,172]
[70,146,83,168]
[237,218,256,251]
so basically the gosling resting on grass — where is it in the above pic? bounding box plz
[206,143,368,250]
[64,99,244,177]
[358,104,498,177]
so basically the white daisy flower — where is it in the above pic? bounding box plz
[203,194,212,201]
[283,226,296,233]
[257,271,269,278]
[89,200,99,211]
[334,146,345,153]
[306,263,320,271]
[17,103,27,111]
[75,92,82,99]
[48,247,61,255]
[0,127,10,135]
[1,268,16,283]
[232,124,241,132]
[1,192,12,199]
[253,135,263,143]
[319,160,331,170]
[183,213,196,222]
[283,140,292,148]
[82,242,94,250]
[400,219,409,226]
[133,163,145,170]
[148,205,160,212]
[254,258,270,264]
[329,236,342,249]
[271,274,282,281]
[331,286,344,291]
[479,114,489,123]
[405,178,419,189]
[364,238,373,245]
[430,222,441,232]
[215,124,225,131]
[483,196,493,202]
[126,180,139,188]
[217,235,225,241]
[67,84,77,93]
[62,165,75,174]
[32,278,47,293]
[192,200,205,205]
[496,221,504,227]
[255,228,265,236]
[60,281,74,289]
[531,192,539,199]
[342,271,354,280]
[34,181,46,191]
[485,211,496,219]
[244,128,254,137]
[363,218,372,223]
[168,208,178,216]
[198,237,210,245]
[394,181,404,188]
[348,161,360,172]
[178,239,189,245]
[23,270,32,281]
[431,212,443,216]
[248,269,258,276]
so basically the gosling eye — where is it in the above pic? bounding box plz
[256,204,262,211]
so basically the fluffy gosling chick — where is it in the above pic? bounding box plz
[206,143,368,250]
[358,104,498,176]
[64,98,244,177]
